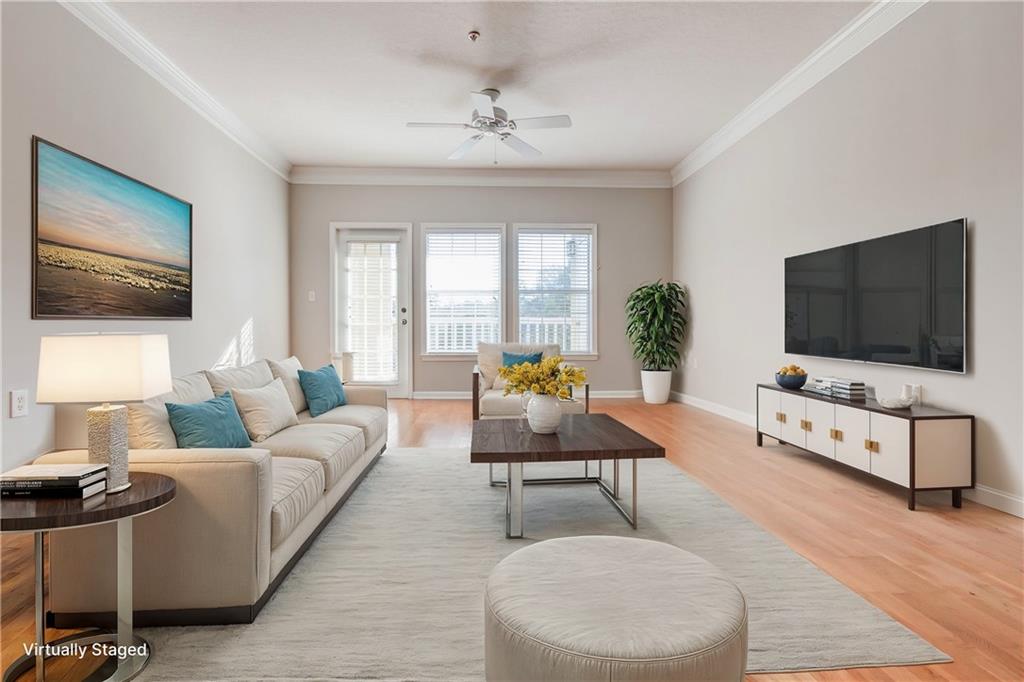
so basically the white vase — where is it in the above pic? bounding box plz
[526,394,562,434]
[640,370,672,404]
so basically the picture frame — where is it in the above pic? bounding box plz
[31,136,193,320]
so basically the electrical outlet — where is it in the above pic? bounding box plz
[307,290,317,302]
[9,389,28,418]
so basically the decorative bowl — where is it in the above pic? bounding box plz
[877,396,914,409]
[775,373,808,390]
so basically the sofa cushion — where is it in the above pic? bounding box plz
[231,378,298,442]
[268,356,307,414]
[297,404,387,446]
[204,361,273,395]
[480,390,586,418]
[271,457,324,550]
[478,343,560,391]
[166,393,252,449]
[127,372,215,449]
[259,424,364,490]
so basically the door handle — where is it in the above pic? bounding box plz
[775,412,786,423]
[864,439,879,453]
[401,319,408,325]
[800,419,812,432]
[829,428,843,442]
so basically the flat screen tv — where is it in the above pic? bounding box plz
[784,219,965,373]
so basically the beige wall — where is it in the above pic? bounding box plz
[1,3,291,468]
[672,2,1023,511]
[289,184,673,393]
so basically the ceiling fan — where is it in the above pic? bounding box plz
[406,89,572,160]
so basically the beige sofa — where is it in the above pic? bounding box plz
[35,358,387,626]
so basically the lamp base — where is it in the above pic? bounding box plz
[87,404,130,494]
[106,481,133,494]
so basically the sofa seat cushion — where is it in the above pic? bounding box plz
[297,405,387,446]
[480,390,586,418]
[271,458,324,550]
[259,424,364,490]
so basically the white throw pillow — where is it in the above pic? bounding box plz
[127,371,215,449]
[268,356,307,414]
[204,360,273,395]
[230,378,299,442]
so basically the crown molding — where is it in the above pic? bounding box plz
[290,166,673,189]
[59,1,292,181]
[671,0,928,186]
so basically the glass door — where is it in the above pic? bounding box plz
[335,227,411,397]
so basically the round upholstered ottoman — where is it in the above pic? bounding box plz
[484,536,747,682]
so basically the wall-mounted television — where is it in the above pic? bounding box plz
[784,219,966,373]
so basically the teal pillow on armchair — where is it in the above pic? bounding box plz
[165,393,251,449]
[298,365,347,417]
[502,351,543,367]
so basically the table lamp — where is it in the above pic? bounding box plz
[36,333,172,493]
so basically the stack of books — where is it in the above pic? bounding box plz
[806,376,867,401]
[1,463,108,499]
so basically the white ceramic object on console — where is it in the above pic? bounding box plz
[526,394,562,433]
[878,396,915,409]
[640,370,672,404]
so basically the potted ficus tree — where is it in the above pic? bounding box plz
[625,280,688,404]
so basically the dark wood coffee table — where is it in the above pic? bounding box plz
[470,414,665,538]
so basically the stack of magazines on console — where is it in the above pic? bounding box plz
[1,463,108,500]
[805,376,866,401]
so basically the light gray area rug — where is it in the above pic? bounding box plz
[139,449,949,680]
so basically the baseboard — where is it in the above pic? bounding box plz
[670,391,756,427]
[412,390,643,399]
[964,485,1024,518]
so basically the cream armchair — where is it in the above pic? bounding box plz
[471,342,589,420]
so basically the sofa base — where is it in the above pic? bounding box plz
[50,444,385,628]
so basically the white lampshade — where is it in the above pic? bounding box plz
[37,333,172,404]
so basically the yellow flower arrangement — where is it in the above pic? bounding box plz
[497,355,587,401]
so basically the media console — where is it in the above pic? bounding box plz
[756,383,974,510]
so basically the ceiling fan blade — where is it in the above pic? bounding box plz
[470,91,495,119]
[501,134,542,158]
[448,134,485,160]
[407,122,471,129]
[512,115,572,130]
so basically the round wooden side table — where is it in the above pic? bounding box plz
[1,472,176,682]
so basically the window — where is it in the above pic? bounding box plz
[345,240,399,383]
[515,225,596,354]
[423,225,504,354]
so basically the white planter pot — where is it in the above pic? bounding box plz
[526,394,562,434]
[640,370,672,404]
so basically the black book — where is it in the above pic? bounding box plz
[1,471,107,490]
[2,480,107,499]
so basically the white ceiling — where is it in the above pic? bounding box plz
[112,2,866,171]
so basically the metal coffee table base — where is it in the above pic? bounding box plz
[493,460,638,538]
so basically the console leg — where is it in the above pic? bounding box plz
[908,490,916,511]
[952,489,962,508]
[756,432,763,447]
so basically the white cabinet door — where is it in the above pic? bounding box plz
[834,405,870,472]
[870,413,910,487]
[779,393,806,448]
[757,388,781,439]
[804,399,835,458]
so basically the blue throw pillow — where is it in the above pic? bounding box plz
[503,351,543,367]
[297,365,347,417]
[165,393,251,449]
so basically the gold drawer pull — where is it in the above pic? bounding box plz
[800,419,812,432]
[864,439,880,453]
[775,412,787,423]
[829,428,843,442]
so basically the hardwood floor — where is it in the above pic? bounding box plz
[3,398,1021,681]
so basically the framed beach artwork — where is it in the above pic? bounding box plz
[32,136,192,319]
